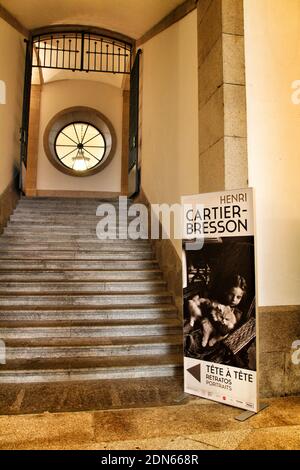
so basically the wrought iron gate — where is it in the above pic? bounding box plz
[32,32,132,74]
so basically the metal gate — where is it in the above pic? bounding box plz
[32,32,132,74]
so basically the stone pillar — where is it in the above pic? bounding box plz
[198,0,248,192]
[25,84,41,197]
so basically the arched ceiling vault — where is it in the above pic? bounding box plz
[0,0,185,40]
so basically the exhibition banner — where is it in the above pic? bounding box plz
[182,189,258,412]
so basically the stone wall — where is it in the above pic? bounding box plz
[259,306,300,398]
[198,0,248,192]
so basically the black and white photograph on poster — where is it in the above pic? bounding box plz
[183,236,256,370]
[182,189,258,412]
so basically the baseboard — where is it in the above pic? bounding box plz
[35,190,121,199]
[0,177,20,234]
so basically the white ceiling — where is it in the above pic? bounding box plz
[35,68,125,88]
[1,0,185,39]
[4,0,186,88]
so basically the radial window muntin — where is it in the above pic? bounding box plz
[54,122,106,172]
[44,106,116,177]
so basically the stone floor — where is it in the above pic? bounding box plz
[0,377,185,415]
[0,394,299,450]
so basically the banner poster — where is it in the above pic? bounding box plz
[182,188,258,412]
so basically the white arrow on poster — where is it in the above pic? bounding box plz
[182,188,259,412]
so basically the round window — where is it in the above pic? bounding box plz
[44,107,116,177]
[55,122,106,172]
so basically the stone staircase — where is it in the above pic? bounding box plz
[0,197,182,383]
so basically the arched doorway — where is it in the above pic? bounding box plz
[20,26,140,198]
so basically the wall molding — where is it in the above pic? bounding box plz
[0,5,29,37]
[137,0,198,46]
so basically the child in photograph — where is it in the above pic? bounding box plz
[184,275,247,350]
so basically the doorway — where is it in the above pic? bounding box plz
[20,27,139,198]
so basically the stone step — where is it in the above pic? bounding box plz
[0,260,159,270]
[16,206,127,211]
[0,305,177,321]
[0,292,172,307]
[13,207,135,213]
[9,222,137,230]
[0,280,167,294]
[18,199,125,204]
[16,203,130,211]
[4,335,183,359]
[0,237,151,246]
[14,204,132,210]
[13,210,127,217]
[0,270,163,282]
[0,235,147,243]
[20,195,121,199]
[9,216,137,223]
[0,196,179,385]
[11,214,138,222]
[6,225,140,233]
[13,211,135,218]
[0,242,152,253]
[0,251,154,260]
[18,197,126,206]
[3,233,146,241]
[14,203,133,209]
[0,243,152,252]
[15,205,127,211]
[4,227,141,235]
[8,221,142,228]
[18,198,127,204]
[0,318,180,338]
[0,354,182,383]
